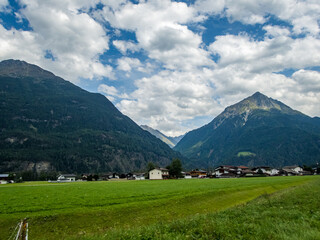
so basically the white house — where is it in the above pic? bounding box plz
[181,172,192,179]
[0,174,9,184]
[149,168,169,180]
[133,173,145,180]
[214,166,236,177]
[57,174,76,182]
[283,165,303,175]
[268,168,280,176]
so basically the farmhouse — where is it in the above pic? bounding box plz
[133,173,145,180]
[149,168,169,180]
[57,174,76,182]
[283,165,303,175]
[214,166,237,177]
[190,169,207,178]
[0,174,9,184]
[181,172,192,179]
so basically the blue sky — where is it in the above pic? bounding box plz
[0,0,320,136]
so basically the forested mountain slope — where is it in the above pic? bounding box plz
[0,60,183,173]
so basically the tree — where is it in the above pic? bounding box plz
[146,162,156,179]
[146,162,156,172]
[93,174,99,181]
[257,168,264,175]
[303,165,312,172]
[168,158,183,179]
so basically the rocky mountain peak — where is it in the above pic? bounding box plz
[0,59,56,79]
[220,92,297,119]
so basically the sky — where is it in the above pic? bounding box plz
[0,0,320,136]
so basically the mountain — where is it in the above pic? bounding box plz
[174,92,320,168]
[168,135,185,146]
[0,59,184,174]
[140,125,184,148]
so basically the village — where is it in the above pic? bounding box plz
[136,165,318,180]
[1,165,318,184]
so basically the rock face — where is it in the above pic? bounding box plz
[174,92,320,168]
[0,59,184,173]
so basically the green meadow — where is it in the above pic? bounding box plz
[0,176,319,239]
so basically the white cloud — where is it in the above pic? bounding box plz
[194,0,320,35]
[117,57,142,72]
[194,0,225,14]
[0,25,42,63]
[0,0,114,83]
[0,0,8,9]
[292,69,320,93]
[98,83,129,100]
[98,84,119,96]
[102,0,213,71]
[117,69,218,136]
[113,40,140,54]
[209,29,320,73]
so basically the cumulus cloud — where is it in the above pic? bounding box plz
[98,83,129,100]
[117,69,218,136]
[194,0,320,35]
[113,40,140,54]
[101,0,213,71]
[117,57,142,72]
[0,0,113,82]
[0,0,8,9]
[292,70,320,93]
[0,25,40,61]
[209,28,320,73]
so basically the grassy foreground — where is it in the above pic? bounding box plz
[0,176,319,239]
[97,176,320,240]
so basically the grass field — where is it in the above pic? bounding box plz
[0,176,319,239]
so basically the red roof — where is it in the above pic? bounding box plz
[237,166,249,169]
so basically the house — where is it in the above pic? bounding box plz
[214,166,237,177]
[190,169,207,178]
[301,170,312,175]
[181,172,192,179]
[269,168,280,176]
[241,169,255,177]
[149,168,169,180]
[134,173,145,180]
[236,166,249,175]
[252,166,281,176]
[0,174,9,184]
[101,174,111,180]
[283,165,303,175]
[252,166,271,174]
[57,174,76,182]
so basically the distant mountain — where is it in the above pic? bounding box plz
[174,92,320,168]
[140,125,184,148]
[0,59,184,173]
[168,135,185,146]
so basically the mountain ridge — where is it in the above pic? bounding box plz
[140,125,184,148]
[175,92,320,168]
[0,59,185,173]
